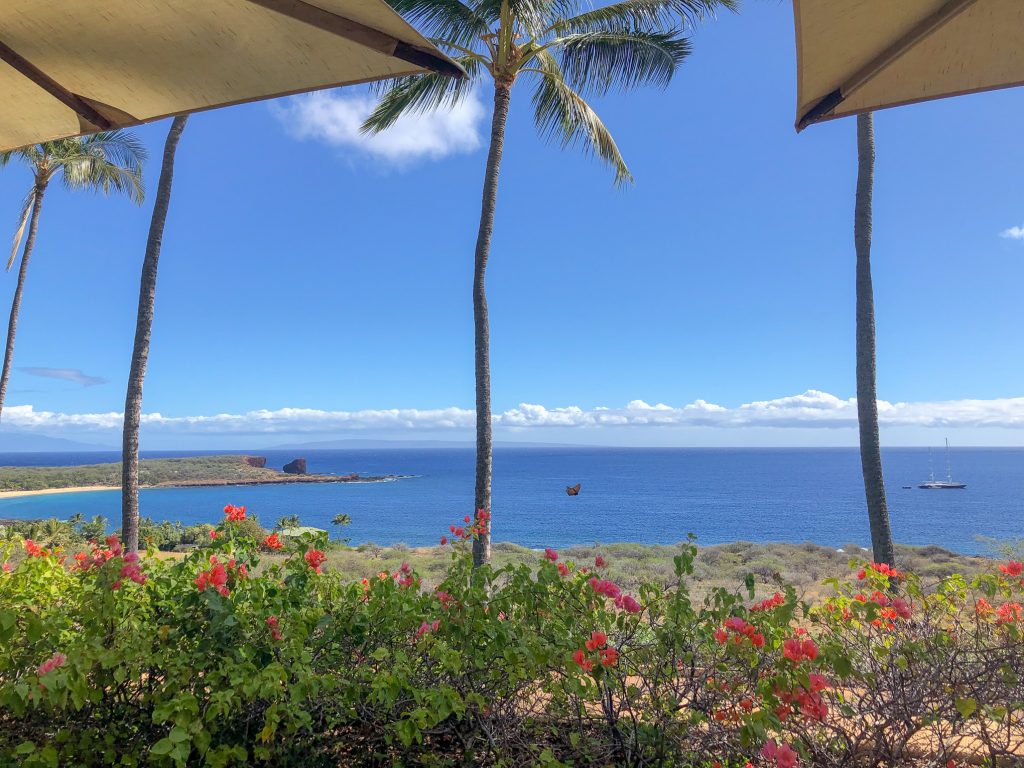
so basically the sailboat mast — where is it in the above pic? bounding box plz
[945,438,953,482]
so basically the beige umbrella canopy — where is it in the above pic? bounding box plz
[794,0,1024,130]
[0,0,463,152]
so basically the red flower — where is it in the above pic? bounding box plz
[572,649,592,672]
[599,647,619,667]
[999,560,1023,577]
[714,628,728,645]
[751,592,785,612]
[463,515,471,523]
[594,555,607,568]
[23,539,48,558]
[263,533,283,550]
[209,529,219,540]
[544,547,559,562]
[585,631,608,651]
[439,536,447,546]
[996,602,1023,625]
[304,549,327,573]
[223,504,246,521]
[557,562,569,577]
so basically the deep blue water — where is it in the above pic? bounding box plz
[0,448,1021,555]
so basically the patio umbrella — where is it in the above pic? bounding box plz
[793,0,1024,130]
[0,0,463,151]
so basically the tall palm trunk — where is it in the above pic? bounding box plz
[121,115,188,553]
[472,82,512,568]
[0,183,46,424]
[854,112,895,567]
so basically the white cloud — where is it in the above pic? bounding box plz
[1000,225,1024,240]
[275,90,484,163]
[6,391,1024,437]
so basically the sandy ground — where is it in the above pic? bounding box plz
[0,485,117,499]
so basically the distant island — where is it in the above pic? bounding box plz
[0,454,402,495]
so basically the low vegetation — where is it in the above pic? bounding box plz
[2,505,1022,767]
[0,455,325,492]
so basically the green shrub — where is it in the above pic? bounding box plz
[1,510,1022,767]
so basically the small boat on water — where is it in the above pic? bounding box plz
[918,439,966,489]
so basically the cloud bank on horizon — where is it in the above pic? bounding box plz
[4,390,1024,436]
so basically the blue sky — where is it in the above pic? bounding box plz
[1,2,1023,449]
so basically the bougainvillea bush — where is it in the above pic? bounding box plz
[1,506,1022,767]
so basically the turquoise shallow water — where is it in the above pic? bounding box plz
[0,447,1020,555]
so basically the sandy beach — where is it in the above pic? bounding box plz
[0,485,117,499]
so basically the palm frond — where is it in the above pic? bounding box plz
[362,56,481,133]
[530,52,632,185]
[7,189,35,271]
[0,145,43,170]
[475,0,581,38]
[55,131,147,204]
[548,0,735,35]
[386,0,490,45]
[552,29,690,95]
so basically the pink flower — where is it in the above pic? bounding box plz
[891,597,912,619]
[544,547,559,562]
[761,740,799,768]
[594,555,606,568]
[36,652,67,677]
[616,594,642,614]
[590,578,622,600]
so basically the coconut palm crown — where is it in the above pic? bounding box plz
[365,0,733,184]
[364,0,734,567]
[0,132,146,423]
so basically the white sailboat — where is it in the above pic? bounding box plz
[918,438,966,489]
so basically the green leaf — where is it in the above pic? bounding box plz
[956,698,977,719]
[150,737,175,756]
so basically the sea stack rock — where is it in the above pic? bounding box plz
[283,458,307,475]
[244,456,267,468]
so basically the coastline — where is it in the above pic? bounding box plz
[0,474,405,500]
[0,485,117,499]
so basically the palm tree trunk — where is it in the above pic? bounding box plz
[471,82,513,568]
[0,183,46,424]
[854,112,895,567]
[121,115,189,553]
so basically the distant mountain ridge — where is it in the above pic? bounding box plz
[0,431,116,452]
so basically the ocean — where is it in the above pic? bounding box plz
[0,447,1021,555]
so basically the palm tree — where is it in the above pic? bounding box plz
[364,0,733,566]
[0,133,146,423]
[854,112,895,567]
[121,116,189,553]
